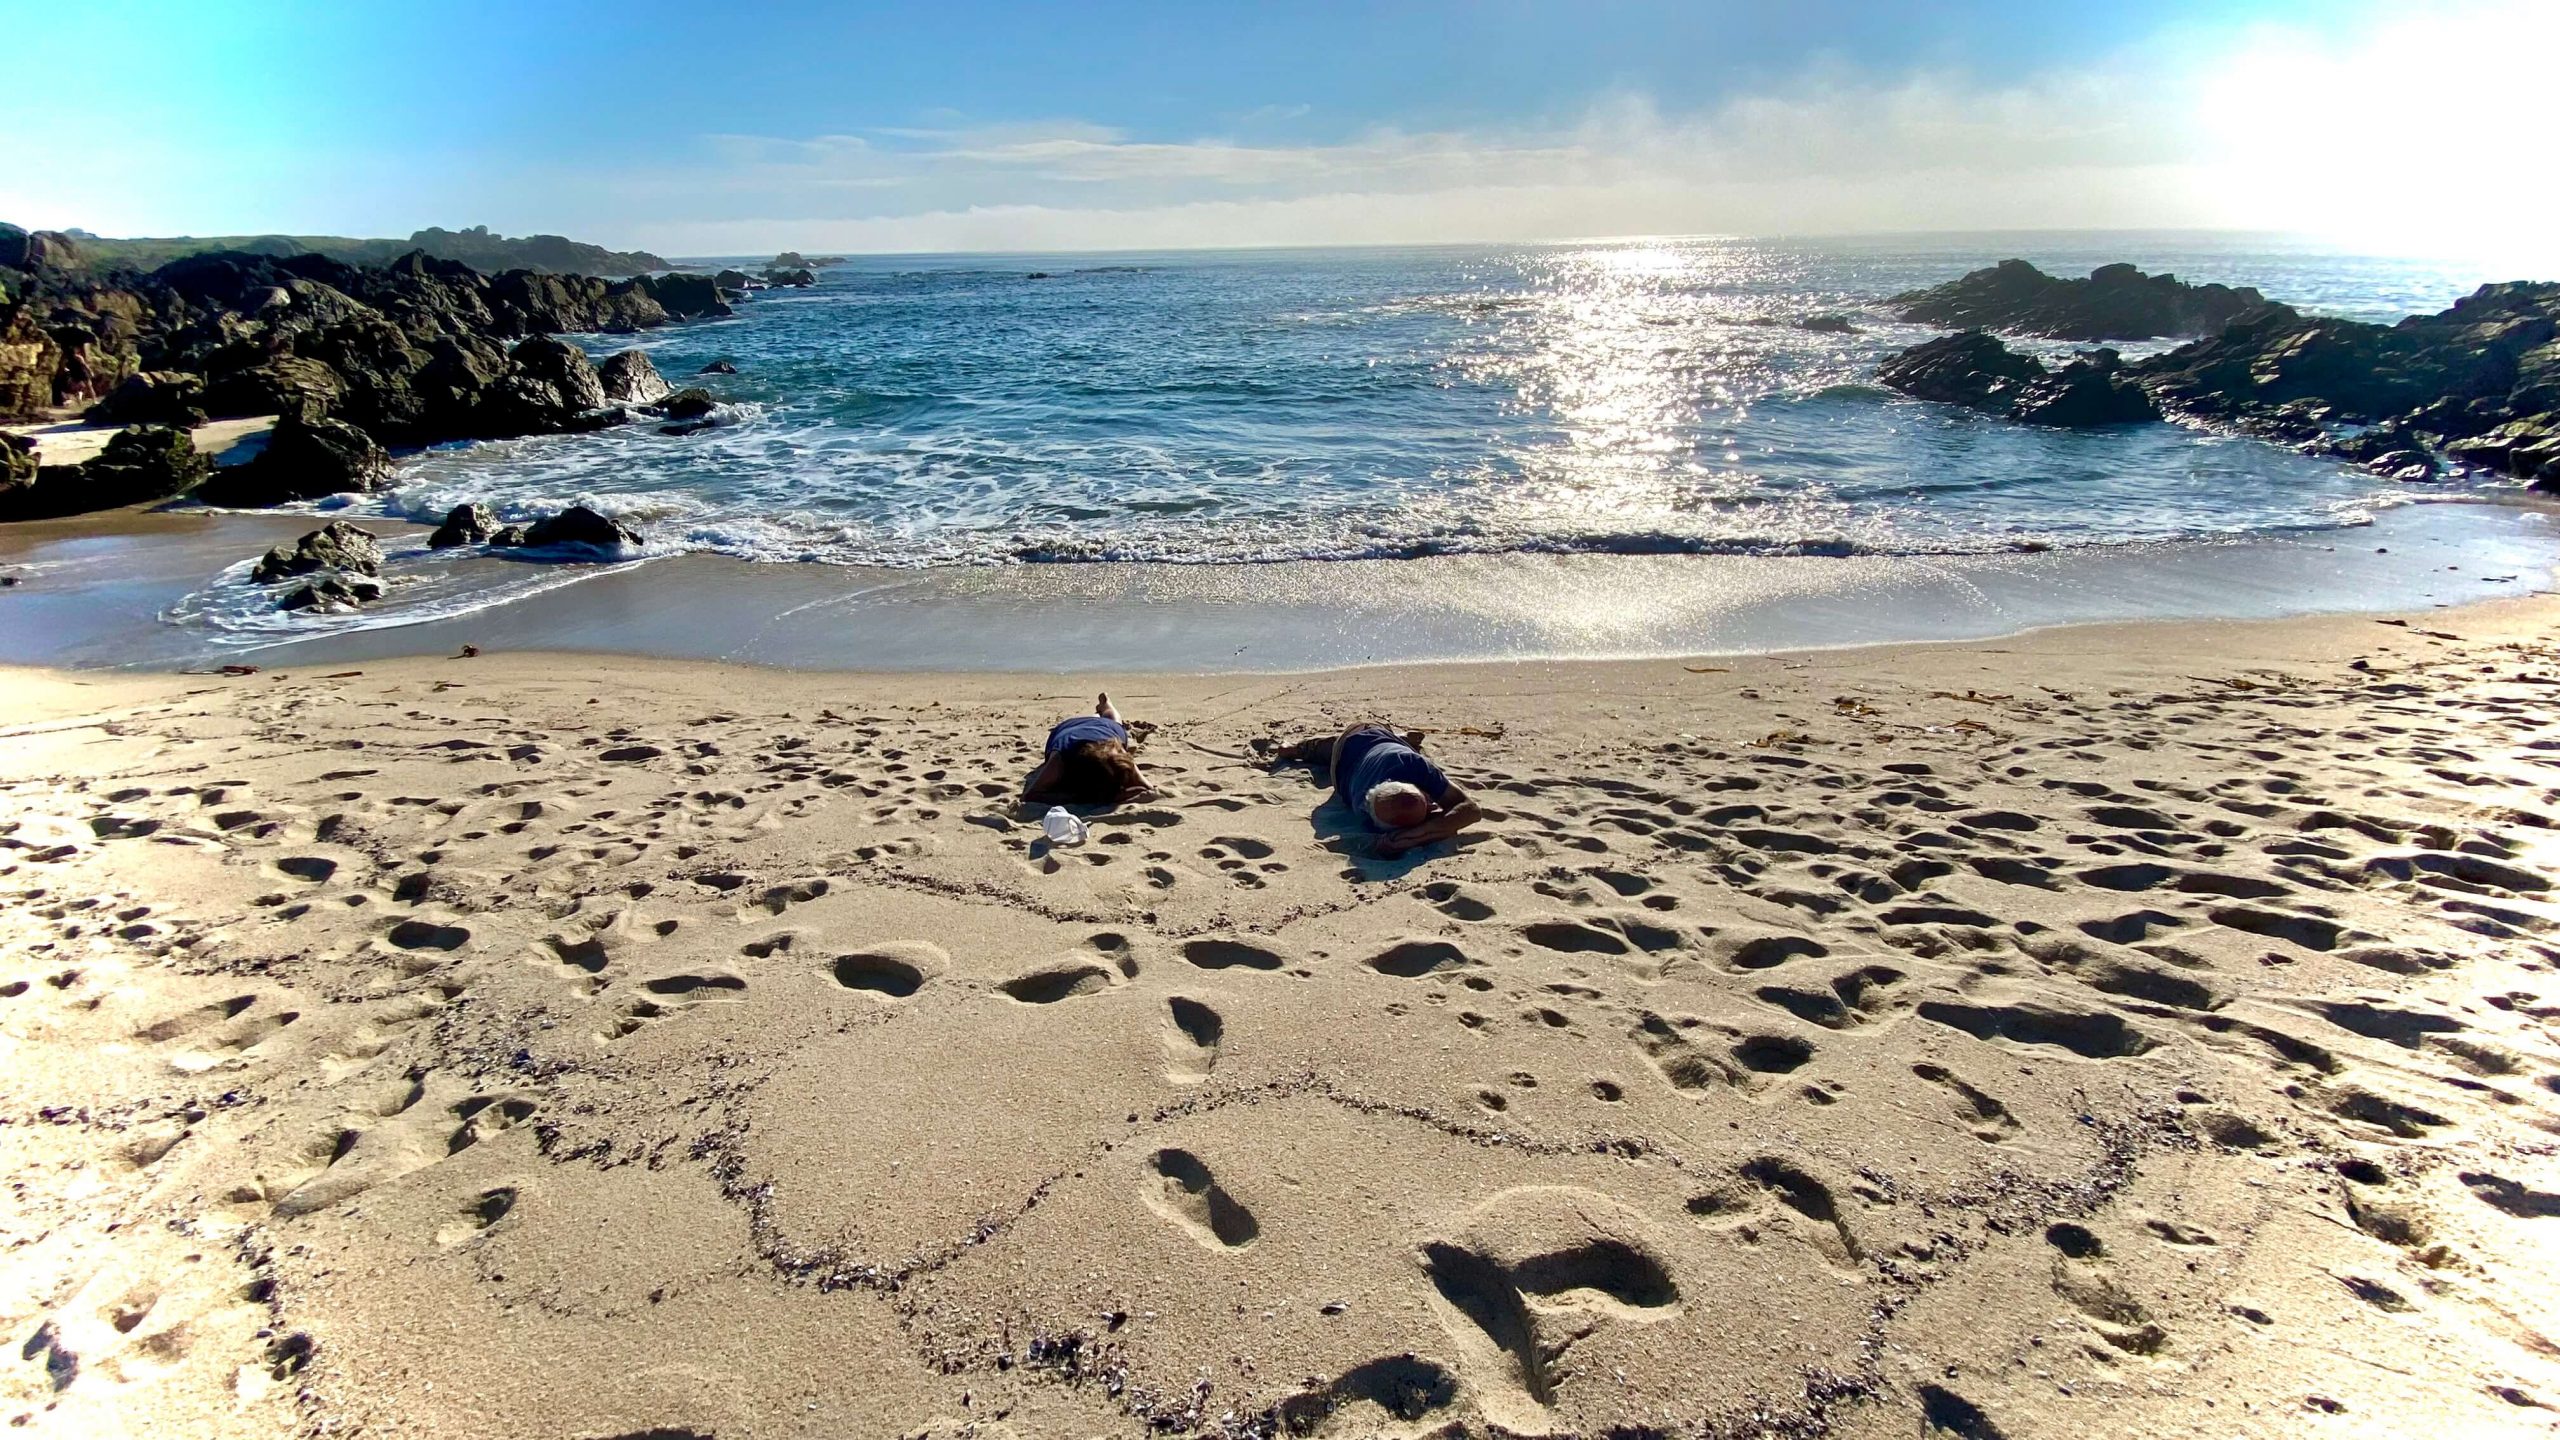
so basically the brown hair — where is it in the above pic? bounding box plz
[1056,740,1143,804]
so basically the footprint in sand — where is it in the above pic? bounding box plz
[1162,997,1223,1082]
[1181,938,1286,972]
[1417,1186,1679,1431]
[1910,1062,2022,1142]
[1739,1156,1862,1269]
[827,943,941,999]
[998,960,1116,1004]
[1753,963,1908,1030]
[1141,1147,1258,1249]
[1271,1355,1460,1437]
[2044,1222,2169,1356]
[435,1186,518,1248]
[601,970,746,1040]
[1363,939,1475,978]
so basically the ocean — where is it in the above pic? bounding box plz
[57,232,2560,660]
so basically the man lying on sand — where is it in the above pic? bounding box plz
[1260,721,1483,857]
[1022,692,1155,807]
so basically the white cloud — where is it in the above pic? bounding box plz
[598,1,2554,261]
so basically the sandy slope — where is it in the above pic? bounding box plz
[2,599,2558,1439]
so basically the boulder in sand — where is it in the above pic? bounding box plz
[86,371,208,428]
[0,425,215,521]
[196,414,393,506]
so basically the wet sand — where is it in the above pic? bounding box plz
[0,497,2554,673]
[2,597,2557,1436]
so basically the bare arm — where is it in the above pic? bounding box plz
[1022,754,1068,802]
[1378,784,1483,857]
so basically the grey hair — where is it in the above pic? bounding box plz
[1364,780,1427,823]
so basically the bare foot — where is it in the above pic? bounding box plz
[1097,691,1120,722]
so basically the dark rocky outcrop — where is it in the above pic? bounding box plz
[251,519,383,583]
[0,226,79,272]
[1892,260,2267,342]
[1876,332,2041,414]
[0,432,36,501]
[2012,350,2161,428]
[713,268,759,292]
[634,272,726,320]
[3,230,749,520]
[1795,314,1858,334]
[200,356,348,423]
[763,267,815,288]
[1878,332,2157,428]
[86,370,206,427]
[2130,281,2560,488]
[196,414,393,506]
[1879,270,2560,488]
[597,349,670,405]
[0,425,214,521]
[475,336,611,435]
[698,360,737,374]
[428,502,497,548]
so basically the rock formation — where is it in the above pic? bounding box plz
[1891,260,2267,342]
[1877,333,2158,428]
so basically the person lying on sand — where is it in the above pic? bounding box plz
[1259,721,1482,857]
[1023,692,1156,807]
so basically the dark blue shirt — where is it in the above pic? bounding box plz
[1045,715,1129,756]
[1335,724,1451,826]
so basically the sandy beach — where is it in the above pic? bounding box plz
[3,595,2556,1437]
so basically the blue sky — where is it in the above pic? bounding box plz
[4,0,2550,260]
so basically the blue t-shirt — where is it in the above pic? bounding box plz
[1336,724,1451,826]
[1046,714,1129,756]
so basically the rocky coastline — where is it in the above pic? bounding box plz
[1878,260,2560,492]
[0,223,766,608]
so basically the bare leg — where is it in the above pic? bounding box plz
[1097,691,1120,723]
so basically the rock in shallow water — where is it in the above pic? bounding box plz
[252,520,383,583]
[658,387,716,420]
[597,349,671,405]
[1879,333,2157,428]
[279,573,383,611]
[1892,259,2266,342]
[496,504,644,552]
[428,502,498,549]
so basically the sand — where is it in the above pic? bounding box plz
[2,598,2558,1438]
[2,414,275,470]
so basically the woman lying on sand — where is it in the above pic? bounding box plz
[1022,692,1155,807]
[1261,721,1483,857]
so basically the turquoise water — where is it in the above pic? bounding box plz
[172,231,2531,640]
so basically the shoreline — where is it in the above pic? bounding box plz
[4,592,2556,1437]
[1,492,2554,675]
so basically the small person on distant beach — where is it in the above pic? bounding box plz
[1260,721,1482,857]
[1023,692,1155,807]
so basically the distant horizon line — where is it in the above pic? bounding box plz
[655,225,2448,263]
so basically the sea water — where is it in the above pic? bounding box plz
[161,231,2536,644]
